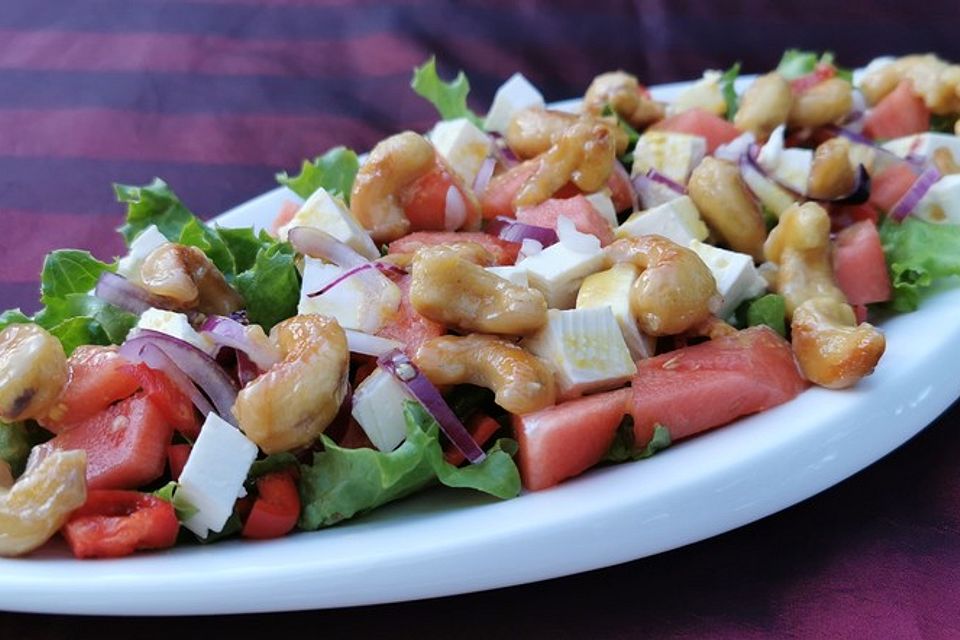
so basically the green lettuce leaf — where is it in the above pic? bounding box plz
[0,309,31,332]
[411,56,482,127]
[40,250,113,301]
[178,218,236,278]
[879,217,960,311]
[777,49,851,83]
[152,481,200,522]
[216,227,271,274]
[116,178,198,246]
[720,62,741,121]
[735,293,787,337]
[276,146,360,202]
[233,240,300,331]
[298,401,520,530]
[604,418,672,463]
[0,421,31,477]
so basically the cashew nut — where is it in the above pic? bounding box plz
[0,324,67,422]
[233,314,349,453]
[860,55,960,114]
[505,107,628,159]
[808,137,856,200]
[687,157,767,261]
[791,297,886,389]
[583,71,665,130]
[140,243,244,316]
[409,247,547,335]
[733,72,793,142]
[787,78,853,129]
[0,448,87,557]
[605,235,718,336]
[414,334,556,414]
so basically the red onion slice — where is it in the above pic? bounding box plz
[444,185,468,231]
[485,216,559,247]
[643,168,687,195]
[235,350,260,387]
[119,340,215,418]
[288,226,368,268]
[377,349,485,464]
[123,329,240,425]
[890,164,941,222]
[344,330,403,357]
[743,144,870,205]
[306,261,406,298]
[200,315,280,370]
[94,272,163,316]
[473,156,496,195]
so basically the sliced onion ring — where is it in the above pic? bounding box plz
[94,272,164,316]
[119,340,215,418]
[200,315,280,370]
[643,168,687,195]
[306,261,407,298]
[288,226,368,268]
[444,185,468,231]
[744,144,870,205]
[377,349,485,464]
[345,330,403,357]
[123,329,240,425]
[890,164,941,222]
[485,216,558,247]
[473,156,497,194]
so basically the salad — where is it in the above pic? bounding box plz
[1,50,960,559]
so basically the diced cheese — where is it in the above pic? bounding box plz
[757,125,812,194]
[667,70,727,117]
[688,240,767,319]
[616,195,709,245]
[741,161,798,217]
[134,308,216,354]
[576,263,655,361]
[116,225,169,282]
[519,224,605,309]
[882,132,960,164]
[178,413,258,538]
[912,174,960,224]
[430,118,495,187]
[351,367,416,452]
[277,187,379,260]
[631,131,707,185]
[298,257,401,334]
[486,265,529,287]
[484,73,545,135]
[583,191,619,229]
[523,307,637,399]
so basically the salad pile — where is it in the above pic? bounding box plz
[2,51,960,559]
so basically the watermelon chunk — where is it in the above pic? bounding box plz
[516,195,615,245]
[833,220,891,306]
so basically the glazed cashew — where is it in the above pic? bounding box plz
[734,72,792,142]
[605,235,718,336]
[233,314,349,453]
[0,324,67,422]
[687,157,767,261]
[791,297,886,389]
[808,137,856,200]
[350,131,436,243]
[515,119,616,208]
[583,71,665,130]
[0,449,87,557]
[409,247,547,335]
[860,55,960,114]
[787,78,853,129]
[414,334,556,414]
[140,243,244,316]
[505,108,628,159]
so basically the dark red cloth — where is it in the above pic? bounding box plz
[2,1,960,636]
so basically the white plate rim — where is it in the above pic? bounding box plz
[2,74,959,616]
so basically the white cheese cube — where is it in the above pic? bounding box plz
[616,195,709,245]
[882,132,960,164]
[117,225,169,282]
[583,192,619,229]
[134,308,216,354]
[298,257,401,334]
[757,125,812,194]
[688,240,767,319]
[523,307,637,399]
[667,70,727,117]
[277,187,379,260]
[351,367,416,452]
[741,161,798,217]
[484,73,545,134]
[430,118,495,187]
[486,265,529,287]
[576,263,655,361]
[519,240,604,309]
[913,174,960,224]
[179,413,259,538]
[632,132,707,185]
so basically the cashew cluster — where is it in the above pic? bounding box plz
[140,243,244,316]
[409,247,547,335]
[0,324,67,422]
[734,72,792,142]
[505,108,628,160]
[583,71,665,130]
[860,54,960,114]
[787,78,853,129]
[807,137,856,200]
[414,334,556,414]
[233,314,349,453]
[605,235,718,336]
[687,157,767,261]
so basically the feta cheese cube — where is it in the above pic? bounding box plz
[351,367,416,452]
[523,307,637,399]
[913,174,960,224]
[583,192,619,229]
[631,132,707,185]
[519,235,604,309]
[116,225,169,282]
[688,240,767,319]
[298,257,401,334]
[741,160,798,217]
[178,413,258,538]
[277,187,379,260]
[757,125,812,194]
[616,196,709,246]
[486,265,529,287]
[134,308,216,354]
[882,132,960,164]
[484,73,545,135]
[430,118,495,187]
[576,263,655,361]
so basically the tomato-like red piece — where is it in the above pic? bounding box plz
[129,364,200,439]
[241,472,301,540]
[62,490,180,559]
[167,443,191,481]
[863,80,931,141]
[400,159,481,233]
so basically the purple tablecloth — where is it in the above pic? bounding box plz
[2,1,959,636]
